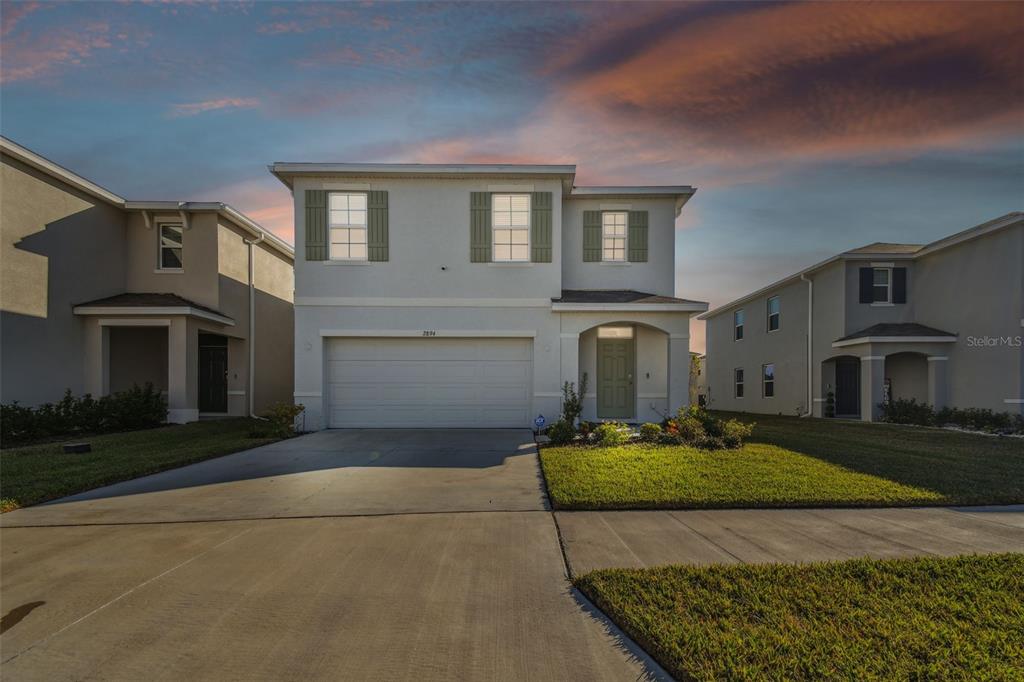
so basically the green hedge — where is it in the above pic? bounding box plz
[1,384,167,446]
[879,398,1024,434]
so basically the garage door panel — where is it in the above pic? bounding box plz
[327,337,533,428]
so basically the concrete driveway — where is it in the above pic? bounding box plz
[1,430,666,681]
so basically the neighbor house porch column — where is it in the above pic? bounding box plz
[166,317,195,423]
[668,333,690,412]
[559,332,580,407]
[860,354,885,422]
[83,318,109,396]
[927,356,949,409]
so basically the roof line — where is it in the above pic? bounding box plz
[1,135,125,206]
[699,211,1023,320]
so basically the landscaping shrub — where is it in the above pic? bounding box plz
[595,421,631,446]
[560,374,588,427]
[250,403,305,438]
[546,418,577,445]
[578,421,595,439]
[878,398,935,426]
[1,384,167,446]
[662,405,754,450]
[639,422,662,442]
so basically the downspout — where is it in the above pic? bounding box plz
[244,234,265,418]
[800,273,813,417]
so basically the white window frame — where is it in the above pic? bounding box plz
[734,368,744,398]
[734,309,744,341]
[601,211,628,262]
[328,192,368,261]
[872,267,892,304]
[762,363,775,398]
[491,193,530,263]
[157,219,184,271]
[767,296,780,332]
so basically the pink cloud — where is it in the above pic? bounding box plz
[194,178,294,244]
[1,1,40,37]
[0,20,113,83]
[168,97,260,117]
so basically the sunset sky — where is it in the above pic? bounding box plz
[2,1,1021,351]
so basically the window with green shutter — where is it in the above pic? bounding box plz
[628,210,648,262]
[583,210,602,262]
[470,192,492,262]
[530,191,552,262]
[305,190,327,261]
[367,190,388,262]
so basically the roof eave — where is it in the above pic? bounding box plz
[552,302,708,313]
[268,162,578,192]
[1,136,125,207]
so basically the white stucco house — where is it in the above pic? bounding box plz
[270,163,708,429]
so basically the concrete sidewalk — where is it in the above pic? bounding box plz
[556,505,1024,575]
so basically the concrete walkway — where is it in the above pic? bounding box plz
[557,505,1024,575]
[0,430,667,681]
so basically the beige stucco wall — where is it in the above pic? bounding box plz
[108,326,169,394]
[1,153,127,405]
[884,352,928,403]
[125,212,221,310]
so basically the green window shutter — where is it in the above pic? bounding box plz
[628,210,648,262]
[305,190,327,261]
[470,192,492,262]
[583,210,602,262]
[367,190,389,262]
[530,191,553,263]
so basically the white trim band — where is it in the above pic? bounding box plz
[227,390,246,396]
[297,297,551,308]
[319,329,537,338]
[833,335,957,348]
[927,356,949,362]
[1004,399,1024,404]
[861,356,885,361]
[552,302,708,313]
[76,306,234,326]
[98,318,171,327]
[293,391,322,398]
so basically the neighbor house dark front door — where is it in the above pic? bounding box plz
[835,357,860,417]
[199,334,228,413]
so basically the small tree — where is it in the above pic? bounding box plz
[825,391,835,418]
[561,373,588,426]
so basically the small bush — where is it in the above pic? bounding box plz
[578,421,595,438]
[639,422,663,442]
[250,403,305,438]
[935,406,1024,434]
[662,406,754,450]
[560,374,589,427]
[878,398,935,426]
[546,419,577,445]
[1,384,167,446]
[594,421,630,446]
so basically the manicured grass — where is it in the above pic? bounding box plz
[540,413,1024,509]
[0,419,281,511]
[576,554,1024,681]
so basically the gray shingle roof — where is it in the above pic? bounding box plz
[836,322,956,342]
[74,293,229,319]
[844,242,923,255]
[552,290,703,305]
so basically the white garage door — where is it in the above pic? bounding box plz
[327,337,533,428]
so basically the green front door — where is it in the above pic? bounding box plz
[597,336,635,419]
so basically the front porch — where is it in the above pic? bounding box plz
[74,293,246,423]
[821,323,957,421]
[552,290,706,423]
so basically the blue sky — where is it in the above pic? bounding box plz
[2,1,1022,351]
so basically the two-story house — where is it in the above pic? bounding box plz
[699,212,1023,420]
[1,136,295,422]
[270,163,708,429]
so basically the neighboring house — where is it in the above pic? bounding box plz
[690,353,707,407]
[270,162,708,429]
[699,213,1023,420]
[1,136,294,423]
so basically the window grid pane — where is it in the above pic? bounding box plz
[329,193,368,229]
[602,213,627,261]
[492,194,530,261]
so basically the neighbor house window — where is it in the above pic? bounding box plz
[763,363,775,397]
[492,194,529,262]
[158,222,183,269]
[734,368,744,398]
[767,296,780,332]
[329,192,367,260]
[734,309,744,341]
[602,211,627,261]
[872,268,891,303]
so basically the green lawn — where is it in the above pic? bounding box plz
[1,419,281,512]
[541,413,1024,509]
[575,554,1024,681]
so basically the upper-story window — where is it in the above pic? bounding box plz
[734,309,744,340]
[329,192,367,260]
[492,194,530,262]
[158,221,183,270]
[602,212,627,261]
[872,268,891,303]
[767,296,780,332]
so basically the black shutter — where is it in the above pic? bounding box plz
[892,267,907,303]
[859,267,873,303]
